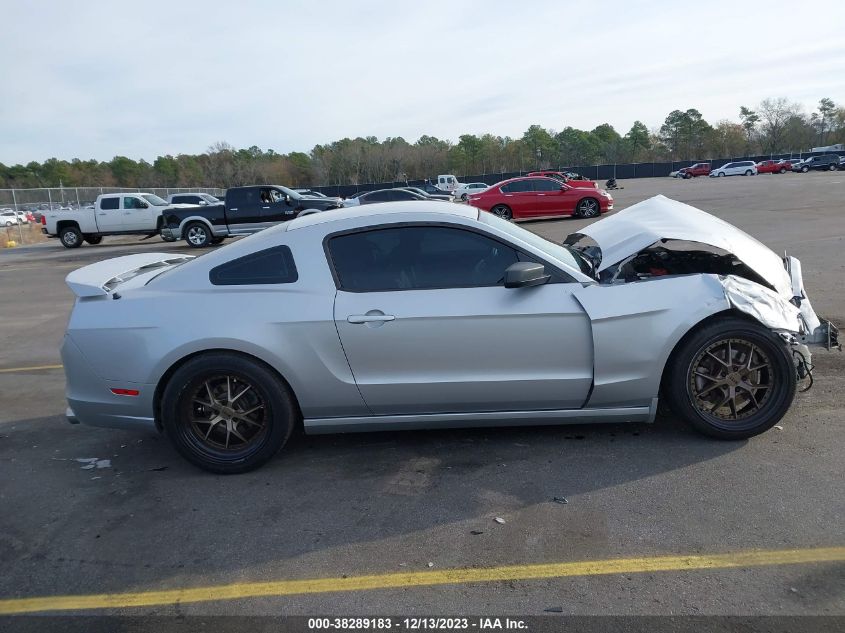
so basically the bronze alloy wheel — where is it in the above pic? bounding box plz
[688,337,772,427]
[189,375,267,451]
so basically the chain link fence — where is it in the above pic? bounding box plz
[0,187,226,213]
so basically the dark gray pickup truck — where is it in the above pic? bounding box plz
[161,185,343,247]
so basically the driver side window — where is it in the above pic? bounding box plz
[328,226,520,292]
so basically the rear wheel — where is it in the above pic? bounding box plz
[59,226,83,248]
[801,165,809,173]
[161,353,297,474]
[829,164,837,171]
[461,193,468,201]
[778,168,786,174]
[576,197,600,218]
[491,205,512,220]
[744,170,753,176]
[665,316,796,440]
[83,235,103,245]
[184,221,211,248]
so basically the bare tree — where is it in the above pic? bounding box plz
[758,98,801,153]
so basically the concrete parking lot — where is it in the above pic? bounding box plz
[0,174,843,617]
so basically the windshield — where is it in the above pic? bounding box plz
[478,212,584,274]
[142,194,169,206]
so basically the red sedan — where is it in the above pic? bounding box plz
[756,160,790,174]
[467,176,613,220]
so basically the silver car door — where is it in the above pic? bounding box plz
[329,224,593,416]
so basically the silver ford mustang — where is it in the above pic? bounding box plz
[62,196,838,473]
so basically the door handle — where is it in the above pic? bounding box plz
[97,212,106,216]
[229,208,238,211]
[262,206,270,209]
[347,314,395,324]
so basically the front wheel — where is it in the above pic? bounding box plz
[161,353,297,473]
[461,193,468,201]
[744,170,753,176]
[576,198,600,218]
[801,166,809,173]
[664,316,796,440]
[184,222,211,248]
[718,172,725,177]
[829,164,837,171]
[59,226,83,248]
[778,168,786,174]
[491,205,512,220]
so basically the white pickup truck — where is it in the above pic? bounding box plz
[42,192,179,248]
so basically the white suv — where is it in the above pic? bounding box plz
[710,161,757,177]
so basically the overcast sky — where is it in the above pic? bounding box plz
[2,0,844,164]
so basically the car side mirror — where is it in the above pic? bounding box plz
[199,200,207,205]
[504,262,550,289]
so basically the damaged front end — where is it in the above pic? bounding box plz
[565,195,839,389]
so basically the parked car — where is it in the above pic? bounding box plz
[14,210,30,224]
[791,154,840,173]
[527,171,599,188]
[453,182,490,200]
[25,211,35,223]
[1,210,20,226]
[775,159,793,173]
[709,161,757,177]
[348,189,430,206]
[167,193,222,206]
[400,186,453,202]
[467,176,612,220]
[41,193,180,248]
[673,163,711,179]
[294,189,328,198]
[755,160,782,175]
[161,185,343,248]
[60,196,837,473]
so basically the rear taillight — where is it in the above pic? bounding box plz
[110,388,140,396]
[41,215,46,225]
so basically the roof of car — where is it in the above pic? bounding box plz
[286,200,478,231]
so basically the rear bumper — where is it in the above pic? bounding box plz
[62,335,157,432]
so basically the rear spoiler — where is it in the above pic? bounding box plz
[65,253,194,297]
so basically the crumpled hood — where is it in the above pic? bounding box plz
[578,195,792,297]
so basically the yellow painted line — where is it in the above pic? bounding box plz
[0,364,63,374]
[0,546,842,615]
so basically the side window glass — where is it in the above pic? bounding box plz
[100,197,119,210]
[209,246,298,285]
[123,197,139,209]
[328,226,519,292]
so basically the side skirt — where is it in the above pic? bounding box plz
[304,400,658,435]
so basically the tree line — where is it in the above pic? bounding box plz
[2,97,842,190]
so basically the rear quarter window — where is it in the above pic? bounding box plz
[209,245,298,286]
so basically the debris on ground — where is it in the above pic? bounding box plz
[544,607,564,613]
[553,496,569,505]
[494,517,506,524]
[470,530,484,535]
[774,425,784,430]
[149,466,168,472]
[427,562,434,568]
[75,458,111,470]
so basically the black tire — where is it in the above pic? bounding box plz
[210,237,225,245]
[161,353,297,474]
[461,193,468,201]
[491,205,512,220]
[59,226,83,248]
[84,235,103,245]
[718,172,725,177]
[576,197,601,218]
[665,316,796,440]
[684,173,692,179]
[4,221,13,227]
[184,221,211,248]
[829,164,837,171]
[801,166,809,173]
[744,170,753,176]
